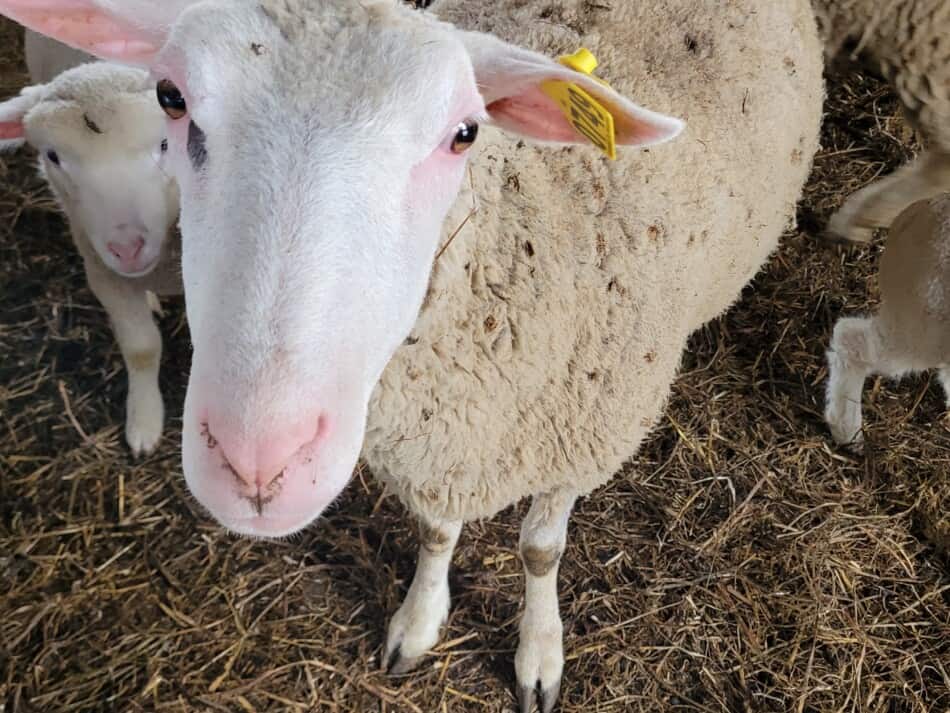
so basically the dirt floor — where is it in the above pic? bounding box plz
[1,15,948,713]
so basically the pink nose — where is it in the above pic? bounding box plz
[106,236,145,272]
[204,415,328,493]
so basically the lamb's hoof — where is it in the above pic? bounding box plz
[125,388,164,456]
[384,645,423,676]
[518,678,561,713]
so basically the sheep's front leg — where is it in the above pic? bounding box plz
[516,490,576,713]
[827,150,950,243]
[384,516,462,674]
[85,260,164,456]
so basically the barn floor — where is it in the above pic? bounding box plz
[1,16,947,713]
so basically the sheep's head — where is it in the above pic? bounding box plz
[0,63,178,276]
[0,0,683,537]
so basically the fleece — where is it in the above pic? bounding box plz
[362,0,825,523]
[813,0,950,151]
[876,194,950,367]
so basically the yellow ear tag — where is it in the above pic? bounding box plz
[540,48,617,160]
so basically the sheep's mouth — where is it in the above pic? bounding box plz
[116,255,161,278]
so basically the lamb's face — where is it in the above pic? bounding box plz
[153,0,484,536]
[26,75,178,277]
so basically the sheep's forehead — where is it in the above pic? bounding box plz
[167,0,471,134]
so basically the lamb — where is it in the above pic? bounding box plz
[825,194,950,450]
[0,58,181,455]
[0,0,823,708]
[812,0,950,243]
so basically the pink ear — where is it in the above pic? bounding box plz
[465,34,684,149]
[0,0,178,64]
[0,120,25,141]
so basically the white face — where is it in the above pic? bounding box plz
[0,0,682,538]
[27,73,178,276]
[41,131,177,277]
[161,1,483,536]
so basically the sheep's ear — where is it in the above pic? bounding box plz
[0,85,44,151]
[0,0,193,65]
[461,32,684,150]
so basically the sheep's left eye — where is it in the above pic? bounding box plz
[451,119,479,154]
[157,79,187,120]
[160,139,169,153]
[46,150,60,165]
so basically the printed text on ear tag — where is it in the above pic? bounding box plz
[540,48,617,160]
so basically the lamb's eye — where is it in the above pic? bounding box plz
[450,119,479,154]
[46,150,60,165]
[157,79,187,120]
[160,138,169,153]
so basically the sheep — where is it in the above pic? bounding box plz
[0,0,824,708]
[0,59,181,456]
[825,194,950,450]
[812,0,950,243]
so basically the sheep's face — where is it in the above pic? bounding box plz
[0,0,683,537]
[16,67,178,276]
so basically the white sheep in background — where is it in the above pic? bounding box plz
[813,0,950,243]
[0,0,823,709]
[825,194,950,450]
[0,58,181,455]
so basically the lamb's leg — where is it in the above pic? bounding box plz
[939,368,950,410]
[516,489,576,713]
[384,516,462,675]
[85,259,164,456]
[827,150,950,243]
[825,316,881,451]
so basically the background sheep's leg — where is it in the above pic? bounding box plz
[825,316,882,450]
[516,489,576,713]
[939,368,950,408]
[384,516,462,675]
[827,150,950,243]
[84,258,164,456]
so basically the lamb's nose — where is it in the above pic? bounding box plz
[106,236,145,271]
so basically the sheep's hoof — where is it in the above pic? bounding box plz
[384,645,423,676]
[518,677,561,713]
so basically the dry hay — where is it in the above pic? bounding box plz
[1,17,947,713]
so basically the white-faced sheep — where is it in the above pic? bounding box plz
[825,194,950,450]
[813,0,950,243]
[0,0,824,708]
[0,58,181,455]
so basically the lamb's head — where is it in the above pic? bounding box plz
[0,62,178,276]
[0,0,683,537]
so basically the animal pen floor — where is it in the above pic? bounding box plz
[1,17,948,713]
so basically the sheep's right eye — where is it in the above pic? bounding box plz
[157,79,187,120]
[46,150,60,166]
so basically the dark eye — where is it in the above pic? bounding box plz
[157,79,187,120]
[451,119,479,154]
[46,150,60,165]
[160,138,169,153]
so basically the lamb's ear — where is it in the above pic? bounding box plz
[462,32,684,149]
[0,0,193,65]
[0,85,44,151]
